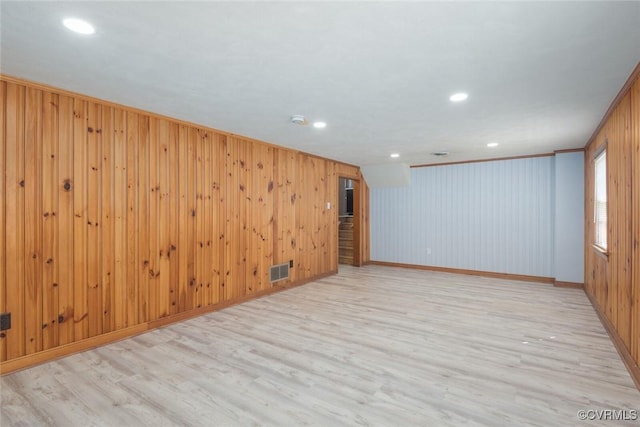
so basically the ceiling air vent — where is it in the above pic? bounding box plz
[270,263,290,283]
[431,151,449,157]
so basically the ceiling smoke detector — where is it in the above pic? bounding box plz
[431,151,449,157]
[290,115,307,126]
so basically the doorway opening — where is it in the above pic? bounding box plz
[338,177,360,266]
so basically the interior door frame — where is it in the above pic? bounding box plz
[338,175,361,267]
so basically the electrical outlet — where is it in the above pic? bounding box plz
[0,312,11,331]
[289,259,294,268]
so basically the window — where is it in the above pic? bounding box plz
[594,148,607,250]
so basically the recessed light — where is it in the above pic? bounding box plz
[63,18,95,35]
[449,92,468,102]
[313,122,327,129]
[487,142,499,148]
[390,153,400,158]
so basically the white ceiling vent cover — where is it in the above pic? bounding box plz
[270,263,290,283]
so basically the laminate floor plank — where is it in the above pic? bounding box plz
[1,265,639,426]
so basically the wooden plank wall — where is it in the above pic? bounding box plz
[584,70,640,387]
[0,77,369,370]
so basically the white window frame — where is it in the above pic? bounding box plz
[594,147,607,251]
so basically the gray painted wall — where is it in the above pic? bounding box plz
[371,157,555,277]
[370,154,585,281]
[554,152,585,283]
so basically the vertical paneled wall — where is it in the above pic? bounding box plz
[370,156,555,277]
[584,74,640,382]
[554,152,585,283]
[0,77,368,369]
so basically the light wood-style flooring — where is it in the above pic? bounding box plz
[1,265,639,426]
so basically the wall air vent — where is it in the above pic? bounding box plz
[270,263,290,283]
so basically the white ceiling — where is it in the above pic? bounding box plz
[1,1,639,166]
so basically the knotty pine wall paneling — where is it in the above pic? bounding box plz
[0,76,370,371]
[168,122,180,314]
[112,107,124,332]
[72,98,88,342]
[296,154,309,279]
[224,136,243,301]
[157,119,170,318]
[193,126,203,309]
[86,101,102,338]
[24,87,43,355]
[58,95,74,344]
[6,83,26,360]
[585,94,631,341]
[584,67,640,388]
[274,149,298,282]
[129,113,142,325]
[177,124,190,313]
[137,115,149,325]
[0,81,5,361]
[212,133,225,305]
[100,105,113,335]
[148,117,161,319]
[631,77,640,366]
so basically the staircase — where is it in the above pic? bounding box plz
[339,215,354,265]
